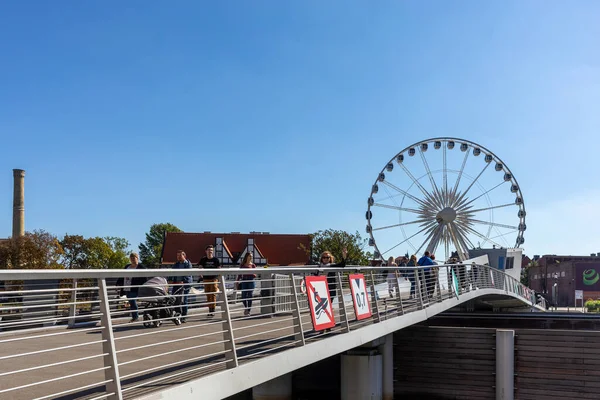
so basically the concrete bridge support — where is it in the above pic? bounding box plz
[252,373,292,400]
[380,333,393,400]
[340,333,393,400]
[496,329,514,400]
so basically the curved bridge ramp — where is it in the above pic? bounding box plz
[0,265,543,400]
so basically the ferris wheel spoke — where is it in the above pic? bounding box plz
[381,221,437,256]
[460,224,503,249]
[495,226,511,248]
[425,225,444,255]
[489,230,518,240]
[443,143,448,205]
[447,222,471,260]
[460,202,515,215]
[456,217,517,231]
[418,148,441,196]
[399,164,439,206]
[372,203,422,214]
[414,225,440,256]
[444,233,450,262]
[451,150,470,196]
[372,220,425,231]
[453,223,476,249]
[380,181,428,208]
[454,162,491,205]
[457,181,508,211]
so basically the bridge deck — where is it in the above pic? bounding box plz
[0,265,541,400]
[1,302,408,400]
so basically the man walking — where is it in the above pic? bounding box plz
[199,245,221,318]
[169,250,192,323]
[417,251,435,300]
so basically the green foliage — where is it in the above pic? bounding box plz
[61,234,131,269]
[301,229,372,265]
[139,223,182,267]
[104,237,130,269]
[585,299,600,313]
[0,230,64,269]
[520,265,530,286]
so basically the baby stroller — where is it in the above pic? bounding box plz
[138,277,182,328]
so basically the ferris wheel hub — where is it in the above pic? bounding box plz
[436,207,457,224]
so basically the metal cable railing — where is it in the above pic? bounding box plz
[0,264,541,400]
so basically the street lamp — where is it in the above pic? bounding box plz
[552,272,559,310]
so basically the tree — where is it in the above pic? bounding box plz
[104,236,130,269]
[60,235,87,269]
[139,223,182,267]
[521,265,530,286]
[61,235,131,269]
[301,229,372,265]
[521,259,538,287]
[0,230,64,269]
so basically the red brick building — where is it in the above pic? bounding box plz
[527,254,600,306]
[161,232,311,267]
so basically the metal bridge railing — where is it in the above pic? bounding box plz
[0,264,540,400]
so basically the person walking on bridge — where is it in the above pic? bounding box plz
[199,245,221,318]
[319,248,347,333]
[418,251,435,300]
[319,248,348,306]
[386,256,398,298]
[407,255,417,299]
[169,250,192,323]
[116,252,147,323]
[236,253,257,316]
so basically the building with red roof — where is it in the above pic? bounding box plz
[161,231,311,267]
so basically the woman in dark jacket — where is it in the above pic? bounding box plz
[319,248,348,303]
[116,253,148,322]
[236,253,257,316]
[407,254,417,299]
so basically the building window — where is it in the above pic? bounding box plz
[505,257,515,270]
[561,271,566,277]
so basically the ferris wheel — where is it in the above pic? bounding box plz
[366,138,526,262]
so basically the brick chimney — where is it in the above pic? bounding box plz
[12,169,25,238]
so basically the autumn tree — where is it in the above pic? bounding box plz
[0,230,64,269]
[104,236,130,269]
[301,229,372,265]
[139,223,182,267]
[61,235,131,269]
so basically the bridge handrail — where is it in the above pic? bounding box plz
[0,264,540,400]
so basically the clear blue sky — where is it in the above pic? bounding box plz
[0,1,598,258]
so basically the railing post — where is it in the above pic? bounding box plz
[369,271,382,323]
[414,268,425,309]
[68,278,78,328]
[336,272,351,333]
[394,270,404,315]
[97,278,123,400]
[219,275,239,368]
[435,266,443,303]
[288,273,306,345]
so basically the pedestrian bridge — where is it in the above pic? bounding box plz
[0,264,544,400]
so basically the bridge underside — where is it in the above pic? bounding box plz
[451,294,540,311]
[140,288,541,400]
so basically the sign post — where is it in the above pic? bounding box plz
[305,276,335,331]
[349,274,372,320]
[450,269,460,300]
[575,290,584,312]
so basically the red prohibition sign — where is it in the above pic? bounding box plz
[305,276,335,331]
